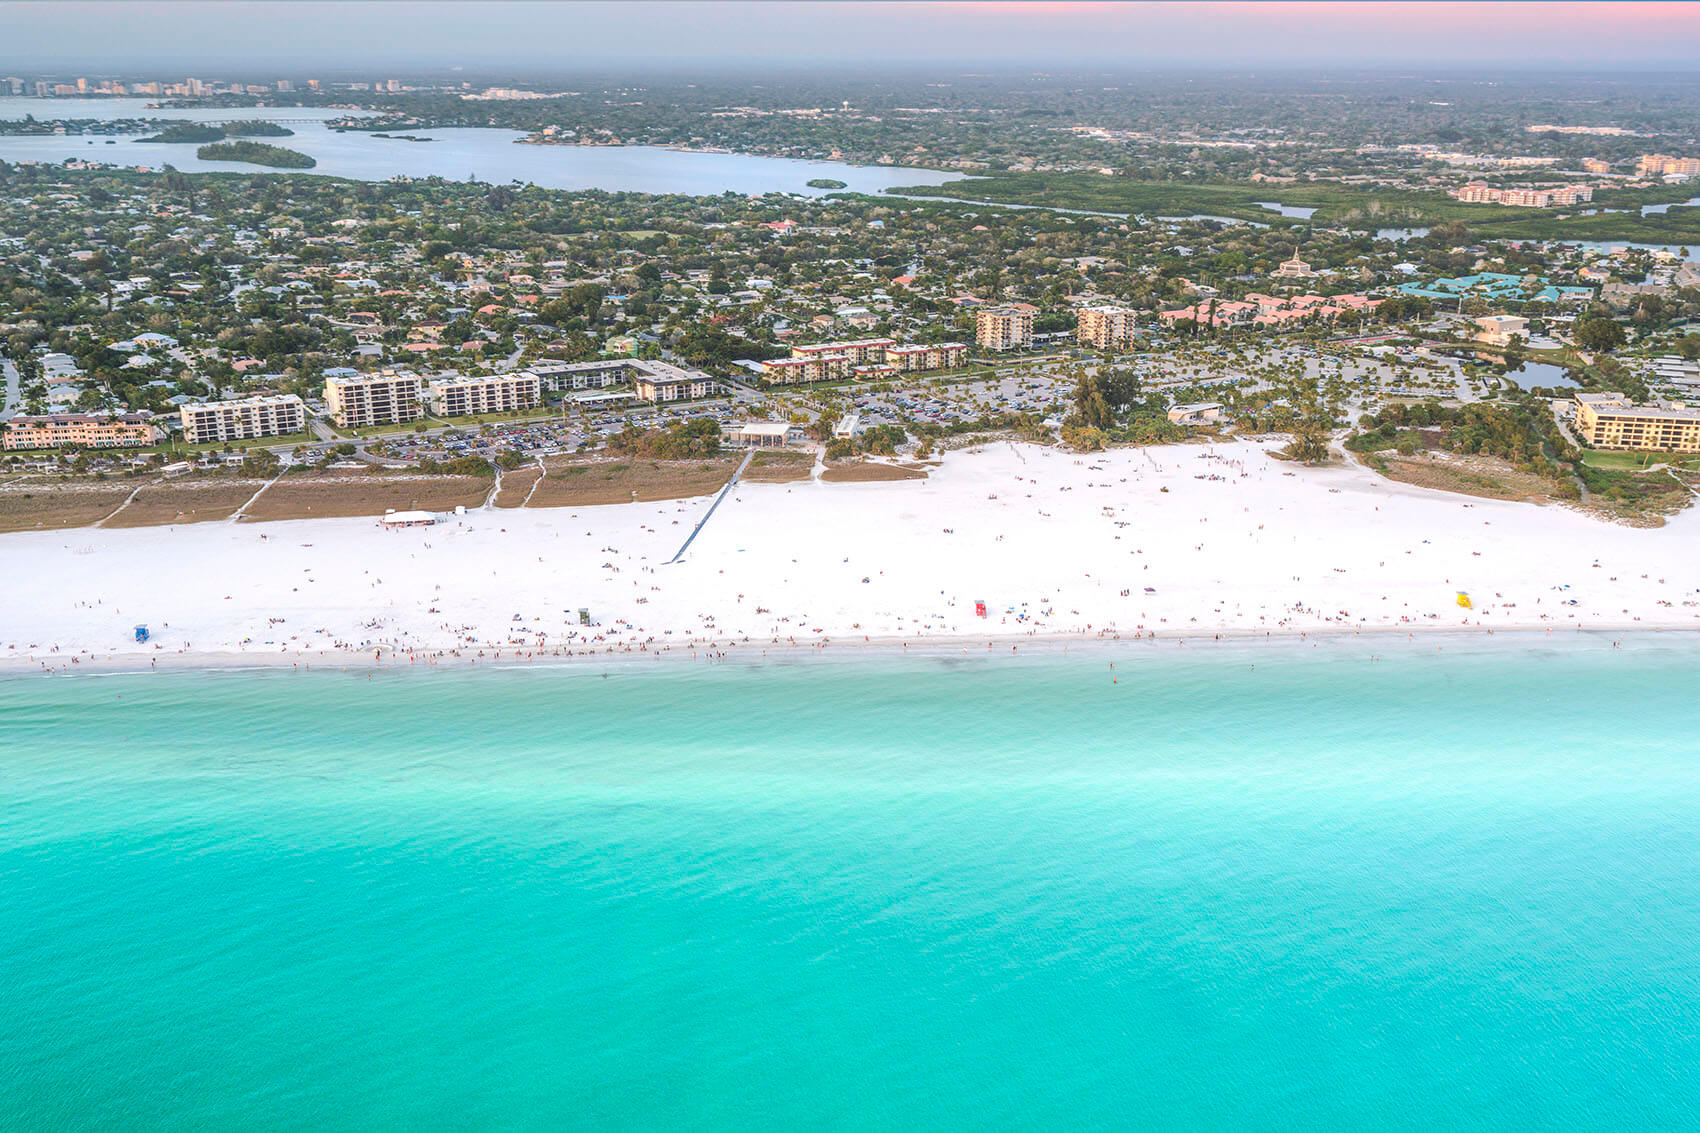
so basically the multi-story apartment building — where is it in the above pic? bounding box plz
[178,394,306,445]
[1452,181,1593,207]
[1076,306,1138,350]
[976,306,1035,351]
[324,369,425,428]
[760,354,851,384]
[883,342,968,373]
[3,412,158,450]
[791,339,895,366]
[427,372,542,417]
[634,363,718,403]
[525,359,632,392]
[1637,154,1700,177]
[525,358,717,403]
[1582,158,1613,175]
[1574,393,1700,452]
[763,340,968,384]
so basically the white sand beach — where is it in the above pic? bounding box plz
[5,439,1698,671]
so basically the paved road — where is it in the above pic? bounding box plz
[0,358,20,422]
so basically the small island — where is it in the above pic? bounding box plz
[806,178,848,189]
[138,122,224,144]
[138,120,296,143]
[195,141,317,169]
[219,120,295,138]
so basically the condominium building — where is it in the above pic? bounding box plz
[1637,154,1700,177]
[761,354,851,384]
[976,306,1034,351]
[525,358,716,402]
[1076,306,1138,350]
[760,340,968,385]
[427,372,542,417]
[1582,158,1613,175]
[1452,181,1593,207]
[1574,392,1700,452]
[3,412,158,451]
[791,338,895,366]
[526,359,634,392]
[633,362,718,402]
[883,342,968,373]
[324,369,425,428]
[178,394,306,445]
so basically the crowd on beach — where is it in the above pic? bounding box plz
[8,439,1700,675]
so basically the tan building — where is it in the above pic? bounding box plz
[884,342,968,373]
[1451,181,1593,207]
[4,412,159,450]
[1582,158,1612,175]
[633,362,717,402]
[792,338,895,366]
[1076,306,1138,350]
[1574,393,1700,452]
[427,372,542,417]
[721,422,791,448]
[1474,314,1530,347]
[976,306,1034,351]
[179,394,306,445]
[325,369,425,428]
[1271,251,1317,279]
[1637,154,1700,177]
[761,354,850,385]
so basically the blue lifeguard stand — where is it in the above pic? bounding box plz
[134,625,149,643]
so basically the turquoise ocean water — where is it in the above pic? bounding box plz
[4,639,1700,1129]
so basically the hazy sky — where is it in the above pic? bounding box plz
[4,1,1698,72]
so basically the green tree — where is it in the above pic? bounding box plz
[1574,317,1627,353]
[1071,373,1114,430]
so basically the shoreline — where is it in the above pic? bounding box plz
[7,623,1696,679]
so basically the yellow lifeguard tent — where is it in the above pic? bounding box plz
[1456,591,1473,609]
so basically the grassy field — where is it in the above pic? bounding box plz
[1377,452,1560,505]
[1581,450,1700,472]
[239,471,491,522]
[525,457,737,507]
[741,452,816,484]
[820,461,931,483]
[104,481,268,528]
[492,465,545,508]
[0,485,135,533]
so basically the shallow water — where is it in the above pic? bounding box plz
[4,640,1700,1128]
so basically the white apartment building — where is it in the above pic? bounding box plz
[179,394,307,444]
[325,369,425,428]
[428,372,542,417]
